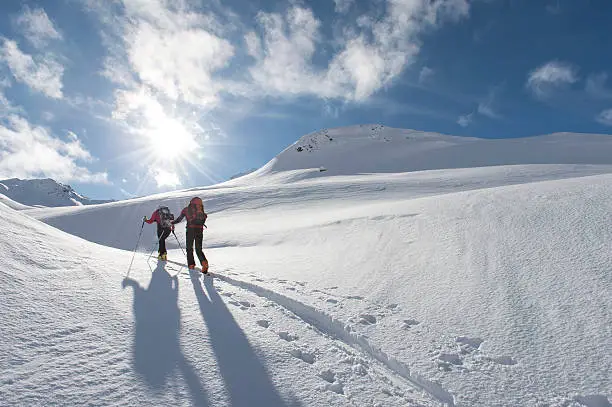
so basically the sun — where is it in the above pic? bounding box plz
[146,114,199,161]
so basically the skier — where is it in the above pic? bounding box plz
[144,205,175,260]
[172,197,208,273]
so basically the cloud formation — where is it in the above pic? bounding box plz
[0,115,108,183]
[596,108,612,126]
[477,86,502,119]
[0,38,64,99]
[457,112,473,127]
[96,0,471,109]
[527,60,578,98]
[15,6,62,48]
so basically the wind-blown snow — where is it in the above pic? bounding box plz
[2,126,611,407]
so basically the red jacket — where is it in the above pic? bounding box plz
[145,210,160,225]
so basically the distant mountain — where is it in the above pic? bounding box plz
[0,178,114,207]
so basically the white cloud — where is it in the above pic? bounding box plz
[477,86,502,119]
[15,6,62,48]
[418,66,434,84]
[596,109,612,126]
[457,112,473,127]
[42,111,55,121]
[246,1,470,102]
[0,115,108,183]
[103,0,234,107]
[89,0,472,125]
[154,169,181,188]
[334,0,355,14]
[0,38,64,99]
[586,73,612,99]
[526,60,578,98]
[0,79,22,117]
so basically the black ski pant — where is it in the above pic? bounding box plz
[186,227,206,267]
[157,225,171,255]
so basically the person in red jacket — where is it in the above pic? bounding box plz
[144,205,174,260]
[172,197,208,273]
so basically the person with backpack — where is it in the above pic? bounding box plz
[172,197,208,273]
[144,205,175,260]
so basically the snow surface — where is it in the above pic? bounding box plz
[0,193,32,210]
[0,178,114,207]
[2,126,612,407]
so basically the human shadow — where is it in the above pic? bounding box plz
[190,272,298,407]
[123,263,208,406]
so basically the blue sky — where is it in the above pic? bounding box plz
[1,0,612,200]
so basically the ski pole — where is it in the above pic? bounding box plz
[172,230,185,256]
[126,220,145,277]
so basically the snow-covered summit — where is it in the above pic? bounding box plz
[232,125,612,184]
[0,178,114,207]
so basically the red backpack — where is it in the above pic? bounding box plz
[186,197,207,227]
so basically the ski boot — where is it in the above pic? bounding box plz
[188,264,195,270]
[161,253,167,261]
[201,259,209,274]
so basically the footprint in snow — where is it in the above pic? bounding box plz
[488,356,517,366]
[290,348,315,364]
[318,369,336,383]
[278,331,298,342]
[403,319,420,329]
[359,314,377,325]
[228,300,242,307]
[285,287,296,291]
[256,320,270,328]
[437,353,464,370]
[438,353,463,365]
[324,381,344,395]
[456,336,484,354]
[347,295,364,300]
[221,292,234,297]
[326,298,338,304]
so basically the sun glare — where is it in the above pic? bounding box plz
[147,114,199,160]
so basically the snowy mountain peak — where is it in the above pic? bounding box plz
[0,177,114,207]
[260,125,612,180]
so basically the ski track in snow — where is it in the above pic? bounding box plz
[167,260,456,406]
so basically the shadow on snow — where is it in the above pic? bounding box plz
[190,271,300,407]
[123,263,209,406]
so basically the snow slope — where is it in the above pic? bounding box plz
[0,193,32,210]
[3,126,612,406]
[228,125,612,185]
[0,178,114,207]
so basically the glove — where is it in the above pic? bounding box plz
[143,216,147,222]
